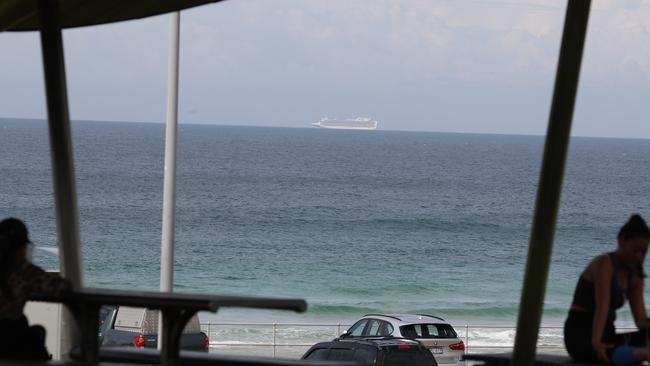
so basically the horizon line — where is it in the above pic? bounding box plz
[2,116,649,142]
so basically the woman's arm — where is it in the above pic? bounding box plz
[20,263,70,296]
[628,275,648,329]
[592,255,613,361]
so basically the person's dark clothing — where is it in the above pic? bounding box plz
[0,262,68,320]
[0,315,49,359]
[564,252,646,363]
[0,262,68,360]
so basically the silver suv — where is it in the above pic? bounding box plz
[342,314,464,366]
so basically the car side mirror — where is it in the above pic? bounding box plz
[339,331,351,339]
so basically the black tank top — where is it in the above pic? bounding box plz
[571,252,631,314]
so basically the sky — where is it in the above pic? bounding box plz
[1,0,650,138]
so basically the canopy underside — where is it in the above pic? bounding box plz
[0,0,223,32]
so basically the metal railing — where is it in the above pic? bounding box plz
[199,322,629,358]
[201,322,350,358]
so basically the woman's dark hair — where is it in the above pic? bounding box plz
[0,218,30,296]
[617,214,650,278]
[618,214,650,242]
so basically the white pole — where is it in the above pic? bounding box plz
[159,11,180,350]
[160,10,180,293]
[38,0,83,358]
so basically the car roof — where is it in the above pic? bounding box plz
[312,338,422,349]
[113,306,201,334]
[362,313,447,324]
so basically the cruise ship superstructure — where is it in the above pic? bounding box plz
[312,117,378,130]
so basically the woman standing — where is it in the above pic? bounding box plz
[0,218,69,359]
[565,214,650,365]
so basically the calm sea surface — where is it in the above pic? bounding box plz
[2,118,650,325]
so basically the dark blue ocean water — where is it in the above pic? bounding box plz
[2,118,650,325]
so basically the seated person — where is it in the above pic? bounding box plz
[564,214,650,365]
[0,218,69,360]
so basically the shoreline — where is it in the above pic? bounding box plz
[198,317,572,360]
[198,314,639,360]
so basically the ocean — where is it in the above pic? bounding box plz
[2,118,650,331]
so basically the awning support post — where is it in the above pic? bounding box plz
[160,9,180,303]
[38,0,83,289]
[512,1,591,365]
[38,0,83,359]
[159,11,181,363]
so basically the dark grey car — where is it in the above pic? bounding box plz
[98,306,209,351]
[302,338,437,366]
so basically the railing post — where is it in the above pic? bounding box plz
[207,323,211,350]
[337,323,341,337]
[465,324,469,355]
[272,323,277,358]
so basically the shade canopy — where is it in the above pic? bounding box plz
[0,0,223,32]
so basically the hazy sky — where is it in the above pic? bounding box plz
[1,0,649,137]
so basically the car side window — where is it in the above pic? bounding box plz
[378,321,394,336]
[414,324,423,337]
[349,319,368,336]
[436,324,458,337]
[400,325,418,339]
[366,319,381,336]
[305,348,329,360]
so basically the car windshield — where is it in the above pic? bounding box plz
[304,348,329,360]
[348,319,368,336]
[400,323,458,338]
[98,306,115,326]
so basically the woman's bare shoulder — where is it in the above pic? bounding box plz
[583,254,613,280]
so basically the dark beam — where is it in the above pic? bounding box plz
[512,1,591,365]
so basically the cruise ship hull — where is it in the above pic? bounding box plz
[311,122,377,130]
[312,117,378,130]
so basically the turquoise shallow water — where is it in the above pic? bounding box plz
[2,118,650,326]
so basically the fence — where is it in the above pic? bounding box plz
[198,322,600,359]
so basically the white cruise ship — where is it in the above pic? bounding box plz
[312,117,378,130]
